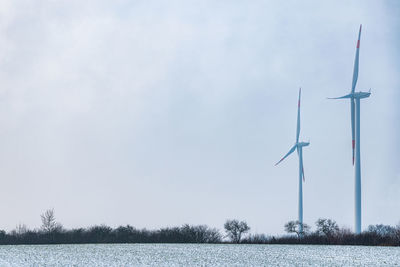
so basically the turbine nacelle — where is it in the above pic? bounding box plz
[328,91,371,100]
[353,91,371,99]
[297,142,310,148]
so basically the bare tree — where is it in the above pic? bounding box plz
[181,224,222,243]
[41,209,62,233]
[224,219,250,243]
[315,218,339,237]
[284,220,310,237]
[11,223,28,236]
[367,224,397,237]
[395,222,400,243]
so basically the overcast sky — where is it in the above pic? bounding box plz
[0,0,398,235]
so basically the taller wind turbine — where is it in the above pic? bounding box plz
[275,88,309,235]
[329,25,370,234]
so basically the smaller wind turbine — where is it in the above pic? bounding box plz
[275,88,309,235]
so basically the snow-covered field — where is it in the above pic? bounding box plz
[0,243,398,266]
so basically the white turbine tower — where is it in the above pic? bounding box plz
[275,88,309,235]
[329,25,370,234]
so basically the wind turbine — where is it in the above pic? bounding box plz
[275,88,309,235]
[328,25,370,234]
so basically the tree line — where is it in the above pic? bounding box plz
[0,209,399,246]
[243,219,400,246]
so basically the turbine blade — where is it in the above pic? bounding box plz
[275,144,297,166]
[351,98,355,165]
[300,151,305,182]
[327,93,353,99]
[296,88,301,143]
[351,24,362,93]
